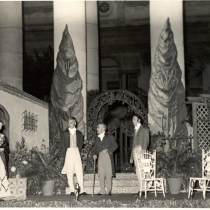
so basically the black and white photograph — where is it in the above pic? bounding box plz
[0,0,210,208]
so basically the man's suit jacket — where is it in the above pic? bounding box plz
[93,132,118,176]
[130,125,149,160]
[61,129,84,157]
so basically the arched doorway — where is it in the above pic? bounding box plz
[87,90,147,172]
[0,105,10,140]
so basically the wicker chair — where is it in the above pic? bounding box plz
[134,149,166,199]
[188,149,210,200]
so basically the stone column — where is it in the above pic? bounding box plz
[0,1,23,90]
[54,1,87,137]
[150,0,185,87]
[86,1,99,91]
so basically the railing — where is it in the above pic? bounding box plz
[163,135,194,151]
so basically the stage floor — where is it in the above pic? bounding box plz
[26,192,207,203]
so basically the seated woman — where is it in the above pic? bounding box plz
[0,121,10,200]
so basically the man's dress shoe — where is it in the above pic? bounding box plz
[70,192,75,196]
[80,192,88,196]
[107,192,112,196]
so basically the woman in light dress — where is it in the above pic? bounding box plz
[0,121,10,199]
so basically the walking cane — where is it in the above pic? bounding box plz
[92,158,96,196]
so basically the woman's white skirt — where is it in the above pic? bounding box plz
[0,156,10,198]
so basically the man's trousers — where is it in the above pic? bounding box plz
[61,147,84,193]
[98,152,112,194]
[133,146,142,189]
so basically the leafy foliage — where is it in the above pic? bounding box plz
[87,89,101,108]
[148,132,166,152]
[8,138,68,195]
[80,138,95,174]
[8,138,31,178]
[24,141,67,194]
[149,133,202,187]
[25,143,62,180]
[156,141,202,191]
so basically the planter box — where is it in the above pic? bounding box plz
[8,177,27,200]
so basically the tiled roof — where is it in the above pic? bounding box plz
[0,82,49,108]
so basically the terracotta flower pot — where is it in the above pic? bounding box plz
[42,180,55,196]
[167,177,182,194]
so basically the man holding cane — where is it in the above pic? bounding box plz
[93,123,118,196]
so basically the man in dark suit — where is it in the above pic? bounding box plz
[130,114,149,196]
[61,117,87,196]
[93,123,118,196]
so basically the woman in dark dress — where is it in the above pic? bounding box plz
[0,121,10,199]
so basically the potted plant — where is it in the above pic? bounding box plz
[156,141,201,194]
[9,138,31,178]
[24,141,66,196]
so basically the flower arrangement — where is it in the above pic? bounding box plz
[8,138,68,195]
[23,140,67,194]
[8,138,31,178]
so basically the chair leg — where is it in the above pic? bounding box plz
[164,179,167,193]
[203,181,207,200]
[188,188,191,199]
[155,180,157,197]
[188,179,192,199]
[162,179,165,198]
[188,179,195,200]
[203,188,206,200]
[145,181,147,199]
[140,180,142,197]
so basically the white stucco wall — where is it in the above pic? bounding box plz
[0,89,49,150]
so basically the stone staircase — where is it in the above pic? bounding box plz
[66,173,139,194]
[84,173,139,194]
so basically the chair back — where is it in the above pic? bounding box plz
[203,150,210,178]
[135,150,156,179]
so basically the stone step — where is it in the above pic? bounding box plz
[84,186,139,194]
[84,179,139,187]
[84,173,138,181]
[66,173,140,194]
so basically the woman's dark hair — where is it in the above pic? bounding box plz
[0,121,4,132]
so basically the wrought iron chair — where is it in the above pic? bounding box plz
[134,149,166,199]
[188,149,210,200]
